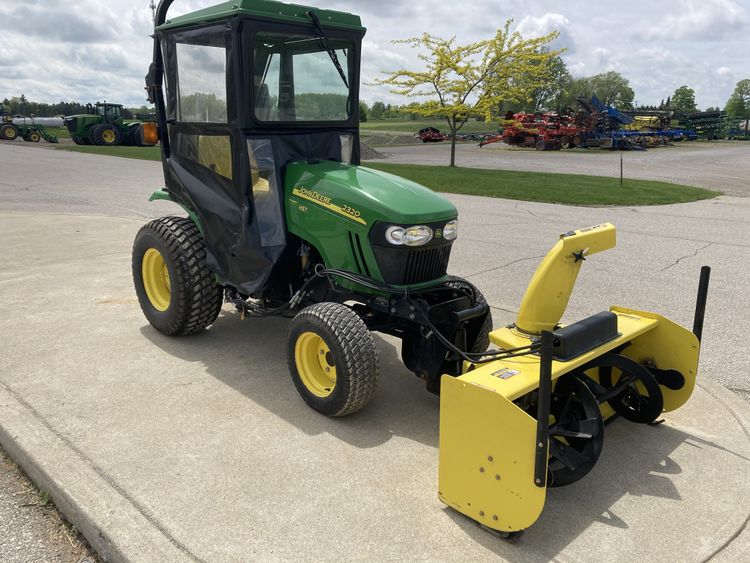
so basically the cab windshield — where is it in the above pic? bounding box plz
[97,105,121,121]
[253,32,353,122]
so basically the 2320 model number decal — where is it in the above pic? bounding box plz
[292,187,367,226]
[341,205,361,219]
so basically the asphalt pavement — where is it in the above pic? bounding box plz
[379,141,750,197]
[0,143,748,561]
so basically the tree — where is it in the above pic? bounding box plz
[670,86,697,113]
[586,72,635,108]
[359,101,369,122]
[726,79,750,118]
[376,20,559,166]
[370,101,386,120]
[558,72,634,110]
[726,79,750,135]
[517,52,571,112]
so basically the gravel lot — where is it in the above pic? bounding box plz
[0,448,96,563]
[372,141,750,196]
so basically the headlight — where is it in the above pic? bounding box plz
[443,219,458,240]
[385,225,433,246]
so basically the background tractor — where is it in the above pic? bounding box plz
[63,102,157,146]
[0,104,58,143]
[134,0,709,538]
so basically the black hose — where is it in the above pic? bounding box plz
[418,309,539,365]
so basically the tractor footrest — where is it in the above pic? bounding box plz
[551,311,619,361]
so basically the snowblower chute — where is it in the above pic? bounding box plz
[439,223,709,538]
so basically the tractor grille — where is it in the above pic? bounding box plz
[402,246,452,284]
[64,118,77,133]
[372,244,452,285]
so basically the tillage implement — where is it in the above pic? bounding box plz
[134,0,710,537]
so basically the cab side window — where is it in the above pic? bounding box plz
[176,42,228,123]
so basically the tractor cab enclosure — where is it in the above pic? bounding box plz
[153,1,373,294]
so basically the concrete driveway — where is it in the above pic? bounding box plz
[1,143,748,561]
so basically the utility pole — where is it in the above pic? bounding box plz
[149,1,156,23]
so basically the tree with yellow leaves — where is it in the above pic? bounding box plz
[377,21,561,166]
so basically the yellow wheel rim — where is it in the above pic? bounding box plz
[31,133,40,142]
[102,129,116,143]
[141,248,171,311]
[6,128,16,139]
[294,332,337,397]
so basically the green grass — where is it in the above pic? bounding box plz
[56,144,162,161]
[361,119,497,134]
[54,144,719,206]
[364,163,719,206]
[45,126,70,138]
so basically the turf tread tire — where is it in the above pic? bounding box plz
[288,302,379,417]
[133,216,222,336]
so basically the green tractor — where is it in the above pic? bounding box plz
[135,0,491,413]
[63,102,157,146]
[0,104,58,143]
[134,0,709,537]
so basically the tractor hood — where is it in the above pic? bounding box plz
[285,160,457,226]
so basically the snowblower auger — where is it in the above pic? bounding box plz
[438,223,710,537]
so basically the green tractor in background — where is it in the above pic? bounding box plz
[63,102,157,146]
[0,104,58,143]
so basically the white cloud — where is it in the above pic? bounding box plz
[642,0,748,40]
[516,13,575,54]
[0,0,748,110]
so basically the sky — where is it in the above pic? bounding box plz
[1,0,748,110]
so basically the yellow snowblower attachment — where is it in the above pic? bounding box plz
[438,223,710,539]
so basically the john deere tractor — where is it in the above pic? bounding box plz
[134,0,710,538]
[63,102,157,146]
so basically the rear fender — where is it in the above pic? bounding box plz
[149,189,205,237]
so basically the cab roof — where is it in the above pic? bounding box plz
[156,0,365,32]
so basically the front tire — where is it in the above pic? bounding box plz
[132,216,222,336]
[89,124,121,146]
[445,276,493,353]
[288,302,379,417]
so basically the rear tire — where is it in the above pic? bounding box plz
[0,123,18,141]
[128,126,144,147]
[288,302,379,417]
[132,216,222,336]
